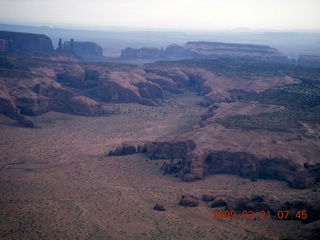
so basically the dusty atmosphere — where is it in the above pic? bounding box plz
[1,91,319,239]
[1,29,320,240]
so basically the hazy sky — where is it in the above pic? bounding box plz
[1,0,320,30]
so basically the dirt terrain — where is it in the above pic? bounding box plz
[1,91,319,240]
[1,34,320,239]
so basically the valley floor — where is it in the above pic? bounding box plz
[0,91,318,239]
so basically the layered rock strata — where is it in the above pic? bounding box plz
[0,31,54,52]
[121,41,289,63]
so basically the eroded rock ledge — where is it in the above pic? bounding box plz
[121,41,289,64]
[108,139,319,189]
[183,151,316,189]
[107,140,196,158]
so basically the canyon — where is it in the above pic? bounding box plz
[0,30,320,239]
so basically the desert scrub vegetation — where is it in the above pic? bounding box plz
[147,58,320,80]
[222,107,320,132]
[222,83,320,132]
[246,83,320,109]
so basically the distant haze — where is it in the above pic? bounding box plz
[1,0,320,31]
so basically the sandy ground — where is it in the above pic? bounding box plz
[0,91,318,239]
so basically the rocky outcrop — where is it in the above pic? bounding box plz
[107,143,140,156]
[68,96,102,116]
[18,115,34,127]
[56,62,86,88]
[182,151,315,189]
[97,67,166,106]
[12,84,73,116]
[0,53,111,123]
[146,140,197,159]
[179,195,199,207]
[298,55,320,68]
[0,31,54,53]
[99,80,141,103]
[0,90,34,127]
[182,174,196,182]
[121,41,289,63]
[121,47,165,59]
[144,72,180,93]
[144,67,191,88]
[136,81,164,99]
[0,90,20,119]
[182,41,289,63]
[63,40,104,60]
[106,139,197,159]
[153,204,166,211]
[165,44,193,59]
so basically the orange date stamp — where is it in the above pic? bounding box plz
[212,210,308,220]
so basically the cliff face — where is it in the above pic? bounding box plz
[106,60,320,189]
[0,53,104,125]
[54,39,105,61]
[121,47,165,59]
[120,41,289,63]
[63,41,104,57]
[183,151,315,189]
[0,31,54,53]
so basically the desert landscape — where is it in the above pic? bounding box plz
[1,93,318,240]
[1,30,320,239]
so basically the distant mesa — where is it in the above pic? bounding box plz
[121,41,289,64]
[121,47,166,59]
[0,31,104,61]
[0,30,54,53]
[298,55,320,68]
[56,38,104,60]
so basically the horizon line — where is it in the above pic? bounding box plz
[1,21,320,33]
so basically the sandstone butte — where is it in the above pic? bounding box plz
[121,41,289,64]
[1,30,320,190]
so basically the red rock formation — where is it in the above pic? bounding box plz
[122,41,289,63]
[144,72,180,93]
[183,41,289,63]
[0,53,110,121]
[56,63,86,88]
[202,194,216,202]
[0,90,20,119]
[135,81,164,99]
[100,80,141,103]
[62,41,104,61]
[121,47,165,59]
[97,67,167,106]
[182,174,195,182]
[182,150,315,189]
[0,31,54,52]
[68,96,102,116]
[18,115,34,127]
[153,204,166,211]
[107,143,137,156]
[179,195,199,207]
[144,67,191,88]
[146,140,197,159]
